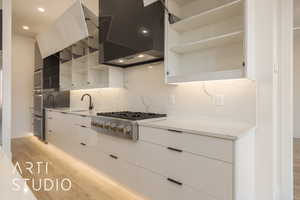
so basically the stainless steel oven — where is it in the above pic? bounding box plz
[33,114,44,140]
[33,92,43,116]
[34,69,42,90]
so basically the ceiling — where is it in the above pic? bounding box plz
[12,0,99,38]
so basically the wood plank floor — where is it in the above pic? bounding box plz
[11,137,142,200]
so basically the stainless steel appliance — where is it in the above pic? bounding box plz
[34,69,42,90]
[92,111,166,141]
[33,114,44,140]
[33,91,43,116]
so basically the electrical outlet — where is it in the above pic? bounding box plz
[213,95,224,106]
[169,95,176,105]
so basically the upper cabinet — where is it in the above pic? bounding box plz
[165,0,250,83]
[59,6,124,91]
[37,0,89,59]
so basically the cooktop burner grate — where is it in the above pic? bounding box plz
[96,111,167,121]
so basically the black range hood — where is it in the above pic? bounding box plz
[99,0,164,67]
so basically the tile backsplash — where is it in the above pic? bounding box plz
[71,63,256,124]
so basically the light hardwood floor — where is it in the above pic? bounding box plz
[295,138,300,200]
[11,137,142,200]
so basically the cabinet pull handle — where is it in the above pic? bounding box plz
[109,154,118,160]
[48,117,52,119]
[48,130,52,133]
[81,125,87,128]
[80,142,86,146]
[167,129,183,133]
[80,115,87,118]
[167,147,183,153]
[167,178,183,186]
[61,112,67,114]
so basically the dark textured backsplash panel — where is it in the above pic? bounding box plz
[44,91,70,108]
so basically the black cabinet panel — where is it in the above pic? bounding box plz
[43,53,60,90]
[0,10,2,50]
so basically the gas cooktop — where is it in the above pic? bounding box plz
[96,111,167,121]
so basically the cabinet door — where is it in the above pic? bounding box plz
[60,61,72,91]
[137,167,216,200]
[72,56,89,90]
[95,153,138,193]
[43,54,60,89]
[135,140,233,199]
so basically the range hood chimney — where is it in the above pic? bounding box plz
[99,0,165,67]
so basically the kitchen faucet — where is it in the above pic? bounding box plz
[81,94,94,110]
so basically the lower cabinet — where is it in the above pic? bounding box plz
[136,167,217,200]
[45,111,253,200]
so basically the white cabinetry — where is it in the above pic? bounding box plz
[45,111,254,200]
[37,1,89,58]
[59,14,124,91]
[165,0,252,83]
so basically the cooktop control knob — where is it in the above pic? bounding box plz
[98,121,104,128]
[124,126,132,135]
[110,123,117,131]
[117,125,124,132]
[104,122,110,129]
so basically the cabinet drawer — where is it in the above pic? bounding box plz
[139,126,233,163]
[136,141,232,199]
[74,125,98,147]
[97,134,137,163]
[70,114,91,127]
[88,150,139,193]
[137,166,217,200]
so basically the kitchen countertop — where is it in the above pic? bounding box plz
[0,148,37,200]
[45,108,255,140]
[45,107,100,117]
[138,117,255,140]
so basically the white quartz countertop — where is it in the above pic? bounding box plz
[138,117,255,140]
[0,149,36,200]
[45,107,99,117]
[45,108,255,140]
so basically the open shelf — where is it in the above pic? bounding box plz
[167,68,245,83]
[170,31,243,54]
[171,0,243,32]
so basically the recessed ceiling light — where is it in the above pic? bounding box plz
[22,26,29,30]
[38,7,45,12]
[137,54,145,58]
[118,59,124,63]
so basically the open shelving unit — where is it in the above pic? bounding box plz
[165,0,246,83]
[59,6,124,91]
[170,31,243,54]
[171,0,243,33]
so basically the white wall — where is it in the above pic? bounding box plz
[11,33,34,138]
[71,63,256,124]
[294,33,300,138]
[294,0,300,138]
[2,0,12,154]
